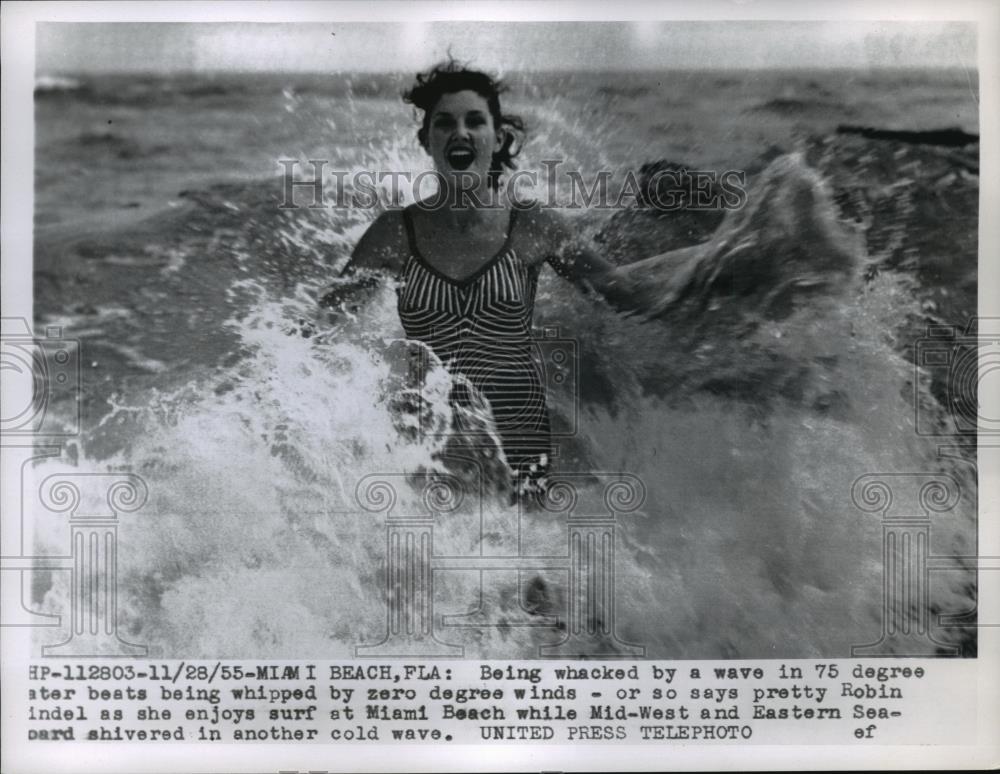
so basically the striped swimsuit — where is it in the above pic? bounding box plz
[396,207,551,491]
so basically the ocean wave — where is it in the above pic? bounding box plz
[63,130,170,160]
[597,84,651,99]
[34,75,83,92]
[835,124,979,148]
[748,96,847,115]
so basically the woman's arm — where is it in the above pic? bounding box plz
[342,210,407,275]
[321,210,406,309]
[521,152,861,321]
[522,205,693,317]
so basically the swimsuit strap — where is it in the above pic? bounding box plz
[401,206,420,260]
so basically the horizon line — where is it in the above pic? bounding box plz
[36,64,979,77]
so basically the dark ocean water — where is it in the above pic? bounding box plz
[28,68,979,658]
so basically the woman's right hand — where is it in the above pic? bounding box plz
[319,269,384,314]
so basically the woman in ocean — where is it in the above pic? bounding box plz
[330,59,855,501]
[330,60,677,500]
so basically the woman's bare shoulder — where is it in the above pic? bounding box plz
[511,201,573,266]
[348,208,408,273]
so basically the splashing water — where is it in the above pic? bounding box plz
[28,77,977,659]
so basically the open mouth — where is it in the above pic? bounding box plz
[446,146,475,171]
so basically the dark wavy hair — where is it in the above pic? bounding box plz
[403,59,525,189]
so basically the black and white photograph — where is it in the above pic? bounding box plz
[1,1,997,771]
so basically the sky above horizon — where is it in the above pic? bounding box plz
[36,21,977,73]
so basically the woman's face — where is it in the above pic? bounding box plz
[425,90,502,190]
